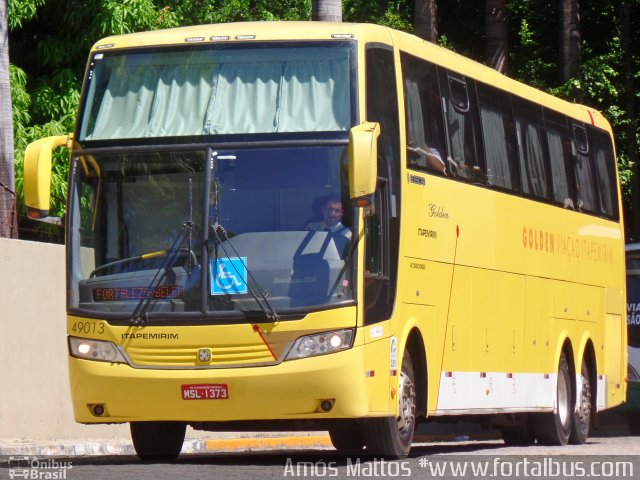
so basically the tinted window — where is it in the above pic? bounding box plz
[477,83,519,191]
[572,124,598,213]
[545,111,576,209]
[440,70,484,183]
[591,129,618,219]
[401,52,447,175]
[513,100,552,201]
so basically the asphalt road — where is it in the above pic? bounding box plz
[2,434,638,480]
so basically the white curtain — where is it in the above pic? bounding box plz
[547,129,571,206]
[516,118,549,199]
[593,145,614,215]
[84,48,350,140]
[480,107,513,189]
[575,151,596,211]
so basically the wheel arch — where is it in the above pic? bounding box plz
[404,327,428,419]
[579,337,598,413]
[556,335,577,409]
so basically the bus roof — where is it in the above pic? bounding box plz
[90,21,612,134]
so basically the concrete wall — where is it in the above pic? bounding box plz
[0,238,128,439]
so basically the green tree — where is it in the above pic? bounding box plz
[163,0,310,25]
[9,0,179,238]
[621,2,640,240]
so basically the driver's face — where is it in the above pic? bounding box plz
[322,201,343,227]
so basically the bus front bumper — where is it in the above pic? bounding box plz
[69,345,375,423]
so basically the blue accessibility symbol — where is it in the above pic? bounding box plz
[210,257,248,295]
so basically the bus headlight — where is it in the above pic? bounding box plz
[285,329,354,360]
[69,337,128,364]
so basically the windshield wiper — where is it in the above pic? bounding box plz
[209,176,279,322]
[210,221,279,322]
[129,170,197,326]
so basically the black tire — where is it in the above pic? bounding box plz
[569,358,592,444]
[328,424,365,453]
[499,419,535,446]
[362,351,416,458]
[130,421,186,460]
[629,412,640,435]
[534,352,572,445]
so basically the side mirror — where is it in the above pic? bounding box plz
[23,135,72,219]
[348,122,380,207]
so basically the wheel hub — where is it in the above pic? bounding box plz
[557,369,570,429]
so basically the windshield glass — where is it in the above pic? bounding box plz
[68,145,355,319]
[69,150,206,317]
[78,42,354,141]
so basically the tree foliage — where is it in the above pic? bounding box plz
[7,0,640,240]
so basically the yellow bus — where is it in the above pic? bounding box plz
[23,21,627,459]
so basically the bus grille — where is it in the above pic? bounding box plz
[125,342,280,368]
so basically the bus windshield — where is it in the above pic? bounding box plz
[68,145,355,320]
[78,42,353,141]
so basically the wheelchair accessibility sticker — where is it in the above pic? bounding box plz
[210,257,248,295]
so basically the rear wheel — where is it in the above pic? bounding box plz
[569,358,592,444]
[130,421,186,460]
[362,351,416,458]
[534,352,572,445]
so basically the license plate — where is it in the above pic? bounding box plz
[181,383,229,400]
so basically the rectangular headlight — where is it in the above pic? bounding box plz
[68,336,128,364]
[285,329,354,360]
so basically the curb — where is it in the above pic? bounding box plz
[205,435,333,452]
[0,431,502,458]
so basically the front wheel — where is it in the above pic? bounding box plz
[362,351,416,458]
[130,421,186,460]
[534,352,572,445]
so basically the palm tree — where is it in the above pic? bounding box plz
[414,0,438,43]
[559,0,581,83]
[0,0,17,238]
[485,0,508,74]
[312,0,342,22]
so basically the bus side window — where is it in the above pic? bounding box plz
[544,110,577,209]
[477,83,519,192]
[400,52,447,176]
[513,99,553,201]
[439,69,485,183]
[590,129,618,219]
[572,124,599,213]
